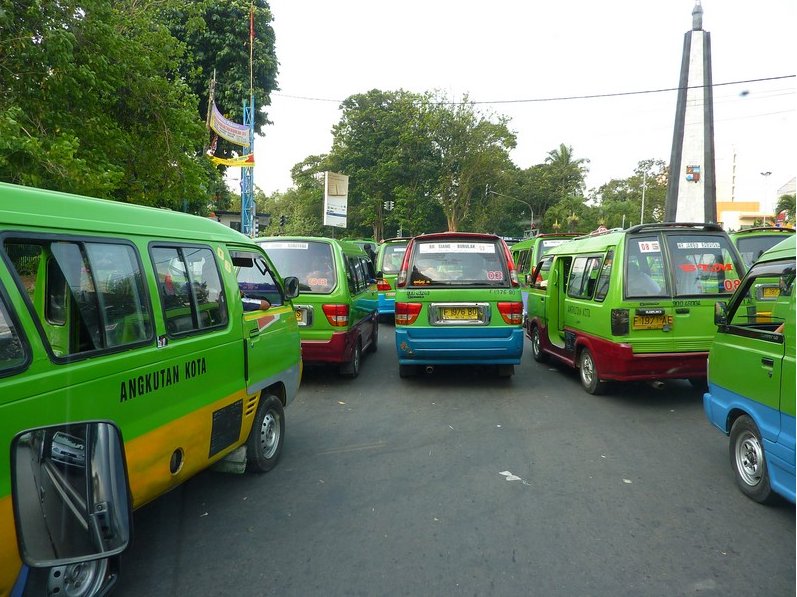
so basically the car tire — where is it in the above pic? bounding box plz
[579,348,605,395]
[341,340,361,378]
[246,394,285,473]
[530,325,548,363]
[368,317,378,354]
[729,415,777,504]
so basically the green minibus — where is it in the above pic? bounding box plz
[729,226,794,269]
[704,235,795,504]
[0,183,302,596]
[510,233,580,315]
[394,232,524,378]
[375,237,410,319]
[258,237,378,378]
[526,223,745,394]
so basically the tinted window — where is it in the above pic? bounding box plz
[260,241,336,294]
[409,239,508,287]
[380,243,408,274]
[736,235,792,268]
[666,234,742,296]
[0,289,27,374]
[568,256,603,299]
[594,250,614,302]
[728,259,794,331]
[152,246,227,335]
[625,236,667,298]
[4,239,152,355]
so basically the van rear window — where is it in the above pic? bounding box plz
[409,240,508,287]
[666,235,742,296]
[380,244,407,274]
[260,241,336,293]
[735,235,790,268]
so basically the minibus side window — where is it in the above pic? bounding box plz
[568,256,603,299]
[594,250,614,302]
[45,257,67,325]
[233,251,283,309]
[667,235,742,296]
[728,260,794,333]
[625,237,666,298]
[0,293,27,374]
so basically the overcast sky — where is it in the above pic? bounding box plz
[241,0,795,211]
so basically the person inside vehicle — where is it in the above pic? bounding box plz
[627,260,660,296]
[240,289,270,311]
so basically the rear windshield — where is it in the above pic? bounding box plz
[379,243,408,274]
[408,239,508,287]
[735,235,791,268]
[540,239,569,256]
[259,241,336,293]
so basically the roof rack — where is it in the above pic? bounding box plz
[625,222,724,234]
[575,227,623,240]
[732,226,795,234]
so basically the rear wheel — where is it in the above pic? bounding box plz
[579,348,605,395]
[40,558,110,597]
[729,415,776,504]
[246,394,285,473]
[341,340,362,378]
[530,326,548,363]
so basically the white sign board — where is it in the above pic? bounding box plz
[324,171,348,228]
[418,242,496,254]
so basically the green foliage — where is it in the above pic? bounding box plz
[0,0,223,210]
[590,159,668,229]
[775,194,795,223]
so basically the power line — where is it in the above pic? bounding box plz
[273,74,795,106]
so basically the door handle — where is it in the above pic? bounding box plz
[762,357,774,367]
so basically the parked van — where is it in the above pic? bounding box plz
[0,183,302,596]
[393,232,524,377]
[729,226,794,269]
[510,233,580,313]
[375,237,410,318]
[258,237,378,378]
[703,235,795,504]
[526,223,745,394]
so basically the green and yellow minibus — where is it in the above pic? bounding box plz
[526,223,745,394]
[0,183,302,596]
[510,233,580,315]
[704,235,795,504]
[258,237,378,378]
[729,226,794,269]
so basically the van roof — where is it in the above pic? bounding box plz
[758,234,795,262]
[730,226,795,237]
[411,232,500,242]
[258,235,367,255]
[0,182,249,243]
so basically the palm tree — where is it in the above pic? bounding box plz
[544,144,590,201]
[775,194,795,224]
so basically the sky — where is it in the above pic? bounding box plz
[239,0,795,213]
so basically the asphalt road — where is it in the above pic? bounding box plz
[115,322,795,597]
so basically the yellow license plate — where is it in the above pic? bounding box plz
[295,309,304,322]
[633,315,669,330]
[441,307,479,320]
[762,287,780,298]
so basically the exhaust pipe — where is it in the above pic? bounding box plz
[425,365,434,374]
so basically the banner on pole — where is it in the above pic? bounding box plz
[210,154,254,167]
[324,172,348,228]
[209,103,249,146]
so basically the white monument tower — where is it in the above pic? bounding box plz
[664,1,717,223]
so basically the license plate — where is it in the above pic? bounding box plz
[633,314,670,330]
[762,286,780,298]
[441,307,480,321]
[295,308,306,324]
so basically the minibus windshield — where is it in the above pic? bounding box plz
[260,241,336,293]
[409,240,508,287]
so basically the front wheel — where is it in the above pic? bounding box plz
[246,394,285,473]
[579,348,605,395]
[729,415,776,504]
[530,326,548,363]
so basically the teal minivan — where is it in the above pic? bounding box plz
[258,237,378,377]
[375,237,410,318]
[704,235,795,504]
[393,232,524,377]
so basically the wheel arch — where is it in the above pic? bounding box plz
[264,381,287,407]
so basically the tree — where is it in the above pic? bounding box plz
[429,97,516,232]
[590,159,668,229]
[776,194,795,224]
[544,143,590,201]
[0,0,217,210]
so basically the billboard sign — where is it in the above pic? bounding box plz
[324,172,348,228]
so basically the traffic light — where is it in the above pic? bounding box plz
[279,215,287,227]
[383,200,395,211]
[252,218,259,237]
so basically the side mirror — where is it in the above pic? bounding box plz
[12,422,131,567]
[714,301,728,325]
[283,276,300,299]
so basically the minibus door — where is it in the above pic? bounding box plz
[546,256,568,350]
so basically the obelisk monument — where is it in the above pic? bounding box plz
[664,1,717,223]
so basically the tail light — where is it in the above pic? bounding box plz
[396,240,414,288]
[377,278,392,291]
[322,304,349,327]
[497,302,523,325]
[395,302,422,325]
[500,240,520,287]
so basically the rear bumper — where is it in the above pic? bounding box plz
[395,326,524,365]
[377,293,396,315]
[594,342,708,381]
[301,331,353,364]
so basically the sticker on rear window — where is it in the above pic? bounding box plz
[263,242,309,250]
[542,240,566,249]
[638,241,661,253]
[487,271,504,281]
[676,242,720,249]
[419,243,495,254]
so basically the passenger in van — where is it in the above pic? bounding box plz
[627,261,661,296]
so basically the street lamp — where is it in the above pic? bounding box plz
[486,189,534,236]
